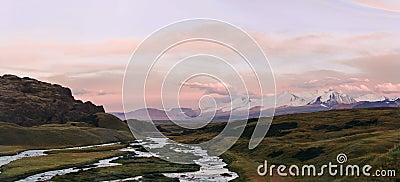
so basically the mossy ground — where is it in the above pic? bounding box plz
[166,108,399,181]
[0,108,399,181]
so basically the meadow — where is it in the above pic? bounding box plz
[0,107,399,181]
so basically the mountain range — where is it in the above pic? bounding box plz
[111,89,399,121]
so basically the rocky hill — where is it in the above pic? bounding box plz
[0,74,105,126]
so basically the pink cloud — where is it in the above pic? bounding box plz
[351,0,400,13]
[375,83,400,93]
[63,39,140,57]
[349,77,370,82]
[73,88,112,96]
[0,38,140,64]
[304,79,318,84]
[250,32,398,57]
[339,84,371,92]
[2,30,399,111]
[182,82,229,95]
[294,76,366,89]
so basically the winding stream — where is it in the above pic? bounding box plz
[0,142,120,174]
[0,150,47,173]
[143,138,238,181]
[16,156,122,182]
[1,138,238,181]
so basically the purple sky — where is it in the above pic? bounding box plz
[1,0,399,111]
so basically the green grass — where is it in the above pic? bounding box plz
[0,146,26,156]
[0,150,123,181]
[45,143,127,154]
[52,156,199,181]
[1,107,399,181]
[0,135,199,181]
[0,121,134,152]
[0,122,135,181]
[166,107,400,181]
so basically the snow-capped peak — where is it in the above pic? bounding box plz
[275,91,311,107]
[308,90,357,105]
[196,90,396,114]
[218,97,251,112]
[355,94,388,102]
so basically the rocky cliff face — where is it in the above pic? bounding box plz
[0,74,105,126]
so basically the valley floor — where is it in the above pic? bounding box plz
[0,108,399,181]
[166,107,400,181]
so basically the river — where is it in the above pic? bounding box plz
[0,138,238,181]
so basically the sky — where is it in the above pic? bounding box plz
[1,0,400,112]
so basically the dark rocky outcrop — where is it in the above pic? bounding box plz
[0,74,105,126]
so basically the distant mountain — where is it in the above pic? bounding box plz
[276,91,311,107]
[355,94,388,102]
[0,74,118,127]
[219,97,251,112]
[111,89,399,121]
[272,90,362,108]
[353,100,400,109]
[307,90,357,106]
[111,107,200,121]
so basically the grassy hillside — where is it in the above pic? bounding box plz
[0,74,135,155]
[163,107,400,181]
[0,74,105,126]
[1,108,398,181]
[0,122,134,155]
